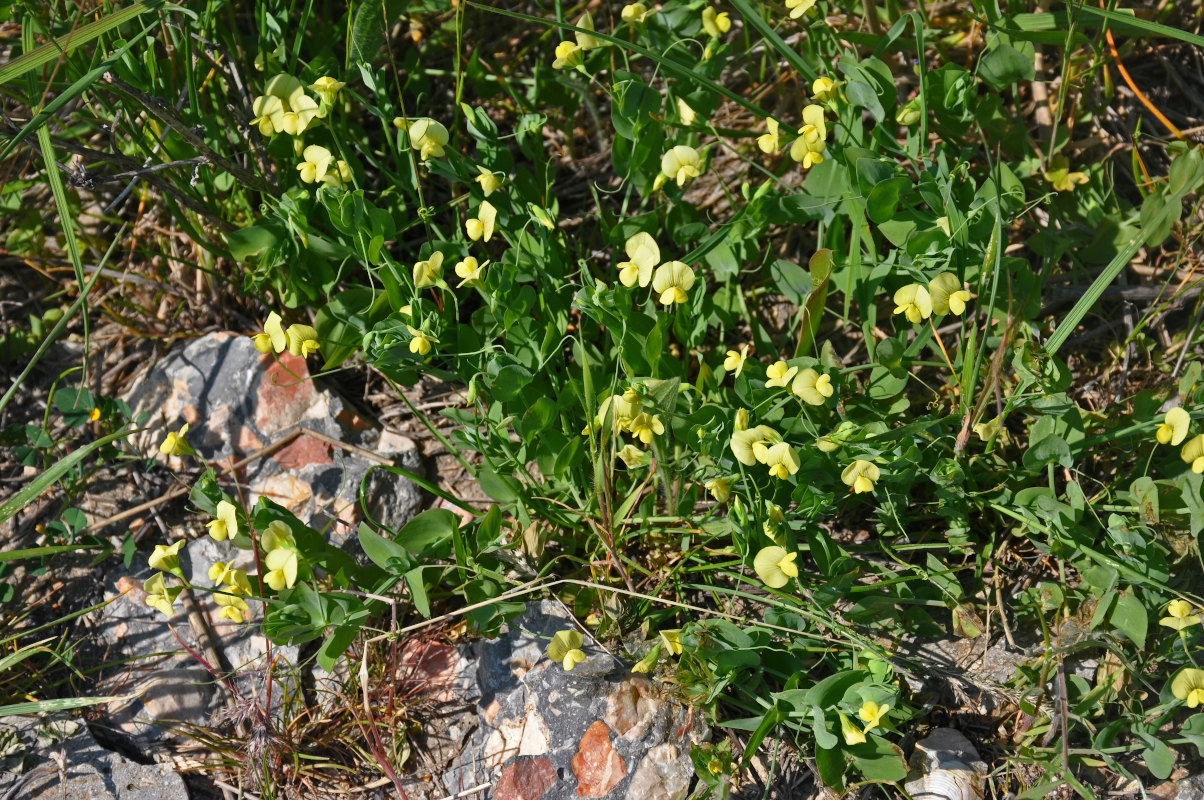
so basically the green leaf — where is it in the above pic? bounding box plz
[227,223,285,261]
[866,177,911,224]
[739,703,786,768]
[491,364,532,403]
[978,41,1035,89]
[478,466,521,505]
[350,0,406,63]
[396,509,458,555]
[317,625,358,673]
[770,260,811,307]
[404,567,431,618]
[849,736,909,782]
[1109,590,1147,649]
[357,523,415,575]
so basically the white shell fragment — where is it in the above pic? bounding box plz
[904,728,988,800]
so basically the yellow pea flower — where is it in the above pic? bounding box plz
[397,117,449,160]
[893,283,933,323]
[622,3,652,23]
[276,93,320,136]
[704,476,732,503]
[761,442,799,479]
[89,407,101,422]
[143,572,181,618]
[285,324,320,357]
[466,201,497,243]
[616,443,650,468]
[1157,407,1191,447]
[757,118,782,155]
[753,546,798,588]
[660,146,702,187]
[308,76,344,104]
[724,344,749,378]
[1182,434,1204,473]
[929,272,974,316]
[1161,599,1202,631]
[297,145,332,184]
[676,98,697,126]
[475,166,503,197]
[618,232,660,288]
[839,712,867,745]
[631,645,661,673]
[261,519,296,552]
[734,408,749,431]
[730,425,779,466]
[1044,155,1089,193]
[765,360,798,389]
[413,251,445,289]
[253,311,287,354]
[455,256,488,287]
[702,7,731,37]
[818,421,856,453]
[250,95,284,136]
[547,629,587,671]
[596,394,640,433]
[406,325,436,356]
[858,701,889,733]
[629,412,665,444]
[792,368,833,405]
[207,500,239,542]
[574,11,601,50]
[659,629,684,655]
[896,98,922,127]
[214,591,251,624]
[148,539,186,575]
[651,261,695,306]
[789,104,827,169]
[812,76,836,102]
[1172,668,1204,707]
[321,159,352,189]
[263,547,299,591]
[842,460,881,494]
[552,40,583,70]
[786,0,817,19]
[159,424,195,457]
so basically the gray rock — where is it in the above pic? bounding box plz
[0,716,187,799]
[445,600,708,800]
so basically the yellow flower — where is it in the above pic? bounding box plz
[817,421,856,453]
[455,256,488,287]
[407,325,436,356]
[839,712,867,745]
[552,40,583,70]
[753,546,798,588]
[676,98,697,126]
[148,539,186,575]
[622,3,652,23]
[811,76,836,102]
[631,645,660,673]
[529,204,557,230]
[765,360,798,389]
[413,251,445,289]
[1157,407,1191,447]
[308,76,344,104]
[466,200,497,243]
[858,701,889,732]
[207,500,239,542]
[660,146,702,187]
[724,345,749,378]
[89,407,101,422]
[1160,599,1202,631]
[475,166,503,197]
[842,460,881,494]
[297,145,332,184]
[786,0,817,19]
[276,93,320,136]
[1044,155,1089,193]
[574,11,601,50]
[929,273,974,316]
[896,98,922,127]
[651,261,695,306]
[761,442,799,480]
[215,590,251,624]
[253,311,287,354]
[547,629,587,671]
[264,547,298,591]
[399,117,449,160]
[629,413,665,444]
[250,95,284,136]
[734,408,749,431]
[143,572,181,618]
[1182,434,1204,473]
[893,283,933,323]
[1172,668,1204,708]
[704,477,732,503]
[702,7,731,37]
[757,118,781,155]
[789,104,827,168]
[261,519,295,552]
[659,629,684,655]
[618,232,660,288]
[792,368,833,405]
[285,324,320,357]
[730,425,779,466]
[159,424,195,457]
[596,394,640,432]
[616,443,650,468]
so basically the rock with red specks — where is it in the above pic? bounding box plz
[444,601,708,800]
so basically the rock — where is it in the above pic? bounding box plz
[0,715,187,799]
[1153,774,1204,799]
[124,332,424,532]
[904,728,987,800]
[445,600,708,799]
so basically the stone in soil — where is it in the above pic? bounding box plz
[444,600,708,800]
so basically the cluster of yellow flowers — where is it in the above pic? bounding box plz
[616,232,696,306]
[1155,406,1204,473]
[586,387,666,467]
[393,117,450,161]
[552,11,603,71]
[250,74,341,138]
[731,422,800,481]
[758,97,829,170]
[892,272,975,324]
[252,311,321,357]
[546,626,682,673]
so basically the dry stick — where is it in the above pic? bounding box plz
[1101,0,1184,141]
[89,426,394,539]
